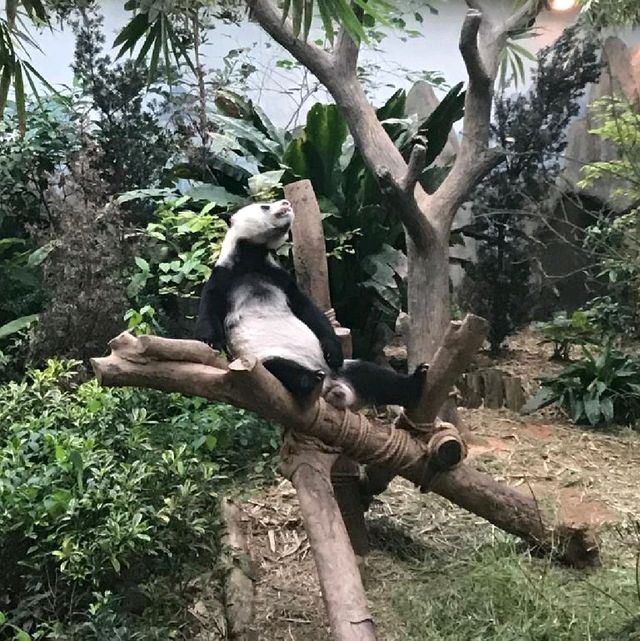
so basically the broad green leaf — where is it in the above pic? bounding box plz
[521,386,557,414]
[283,103,348,198]
[185,184,245,206]
[584,396,602,425]
[27,243,54,266]
[135,257,150,272]
[248,170,285,197]
[0,314,39,339]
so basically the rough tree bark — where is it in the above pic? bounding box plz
[286,179,369,559]
[245,0,541,367]
[220,498,257,641]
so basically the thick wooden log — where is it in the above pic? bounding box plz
[91,333,599,566]
[410,314,489,425]
[431,465,599,567]
[286,179,332,312]
[281,441,377,641]
[285,179,365,557]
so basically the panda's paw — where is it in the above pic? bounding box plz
[194,322,223,350]
[413,362,430,381]
[323,380,356,410]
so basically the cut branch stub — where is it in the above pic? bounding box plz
[361,313,487,510]
[459,9,490,90]
[411,313,489,426]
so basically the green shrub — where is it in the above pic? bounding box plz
[0,359,278,639]
[523,345,640,428]
[535,310,598,361]
[125,195,231,337]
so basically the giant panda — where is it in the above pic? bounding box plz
[194,199,428,410]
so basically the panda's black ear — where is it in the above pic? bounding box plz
[217,211,233,226]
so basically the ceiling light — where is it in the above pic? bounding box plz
[548,0,577,11]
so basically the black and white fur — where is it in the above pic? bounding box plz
[194,200,427,410]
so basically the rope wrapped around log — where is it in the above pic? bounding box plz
[91,329,600,567]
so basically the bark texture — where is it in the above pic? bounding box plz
[281,442,377,641]
[285,179,367,557]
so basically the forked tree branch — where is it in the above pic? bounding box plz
[459,10,490,89]
[430,0,543,231]
[246,0,334,82]
[91,330,600,567]
[246,0,435,250]
[334,25,360,75]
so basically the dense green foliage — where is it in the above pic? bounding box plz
[125,195,231,337]
[580,0,640,27]
[526,92,640,429]
[535,310,598,361]
[0,359,278,639]
[0,102,77,331]
[71,11,176,197]
[524,345,640,428]
[461,24,601,353]
[578,98,640,338]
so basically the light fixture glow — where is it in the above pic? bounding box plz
[548,0,577,11]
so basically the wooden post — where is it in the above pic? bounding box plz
[284,179,368,557]
[282,180,374,633]
[286,180,353,358]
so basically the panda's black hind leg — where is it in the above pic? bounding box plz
[263,357,325,398]
[340,360,429,408]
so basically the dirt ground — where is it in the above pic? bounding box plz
[235,405,640,640]
[205,330,640,640]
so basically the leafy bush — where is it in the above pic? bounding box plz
[535,310,598,361]
[71,9,175,197]
[125,195,233,337]
[0,359,278,639]
[523,345,640,428]
[0,101,78,332]
[578,101,640,338]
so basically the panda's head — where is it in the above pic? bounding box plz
[225,200,294,249]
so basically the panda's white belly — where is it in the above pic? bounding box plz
[226,281,327,371]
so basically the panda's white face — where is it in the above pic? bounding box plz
[217,200,294,266]
[230,200,294,247]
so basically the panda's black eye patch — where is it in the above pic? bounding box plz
[260,204,270,212]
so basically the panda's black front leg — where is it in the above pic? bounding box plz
[263,357,326,398]
[194,268,231,350]
[283,279,344,370]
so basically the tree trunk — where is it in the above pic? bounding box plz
[406,234,451,370]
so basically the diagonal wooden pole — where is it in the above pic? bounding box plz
[280,179,377,639]
[285,180,369,559]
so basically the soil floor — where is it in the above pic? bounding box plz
[235,406,640,640]
[197,329,640,640]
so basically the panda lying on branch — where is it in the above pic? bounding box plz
[194,199,428,411]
